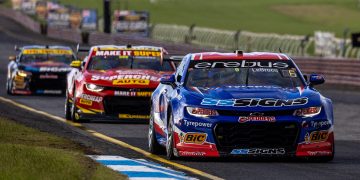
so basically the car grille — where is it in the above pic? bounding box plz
[217,109,295,116]
[103,96,151,115]
[214,122,300,152]
[29,73,67,91]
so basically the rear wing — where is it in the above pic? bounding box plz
[163,55,184,70]
[76,44,91,54]
[14,45,22,52]
[163,55,184,62]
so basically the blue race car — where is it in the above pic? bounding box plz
[148,51,334,161]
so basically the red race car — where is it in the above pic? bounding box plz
[65,45,176,122]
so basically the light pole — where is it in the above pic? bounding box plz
[104,0,111,33]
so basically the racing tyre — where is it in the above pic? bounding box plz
[6,79,13,95]
[166,113,176,160]
[65,91,72,120]
[70,91,82,122]
[148,106,164,154]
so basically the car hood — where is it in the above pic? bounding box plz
[19,61,72,73]
[84,69,173,89]
[184,86,321,110]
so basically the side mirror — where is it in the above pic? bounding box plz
[70,60,82,68]
[8,56,16,61]
[303,75,308,81]
[160,74,176,86]
[309,74,325,87]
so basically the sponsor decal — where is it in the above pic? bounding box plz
[201,97,308,107]
[13,90,31,95]
[22,49,73,55]
[14,76,25,82]
[307,151,332,156]
[238,112,276,123]
[36,90,62,94]
[114,91,152,97]
[310,120,331,128]
[133,51,161,57]
[39,74,58,79]
[252,68,279,73]
[183,120,212,128]
[119,114,150,119]
[231,148,286,155]
[93,50,161,57]
[79,98,92,106]
[91,74,159,82]
[181,133,207,144]
[193,61,289,69]
[95,50,131,56]
[178,151,206,156]
[80,94,103,102]
[305,130,329,144]
[113,79,150,85]
[39,67,72,72]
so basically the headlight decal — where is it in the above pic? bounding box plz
[85,83,104,92]
[294,107,322,117]
[186,107,218,117]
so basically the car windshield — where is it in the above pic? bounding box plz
[186,60,304,89]
[20,54,73,64]
[87,56,172,71]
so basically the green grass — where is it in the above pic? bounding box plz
[57,0,360,36]
[0,117,127,180]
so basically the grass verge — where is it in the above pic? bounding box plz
[0,117,127,180]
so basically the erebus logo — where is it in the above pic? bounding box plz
[194,61,289,69]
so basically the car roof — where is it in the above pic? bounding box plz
[190,52,290,61]
[22,45,72,50]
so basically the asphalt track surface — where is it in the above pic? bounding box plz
[1,15,360,180]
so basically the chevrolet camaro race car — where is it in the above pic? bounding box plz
[149,51,334,161]
[6,45,75,95]
[65,45,176,122]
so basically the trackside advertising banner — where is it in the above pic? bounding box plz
[47,8,70,28]
[81,9,97,31]
[12,0,23,10]
[69,8,82,29]
[35,0,47,19]
[113,10,150,37]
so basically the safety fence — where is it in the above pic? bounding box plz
[151,24,312,56]
[151,24,360,59]
[1,7,359,87]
